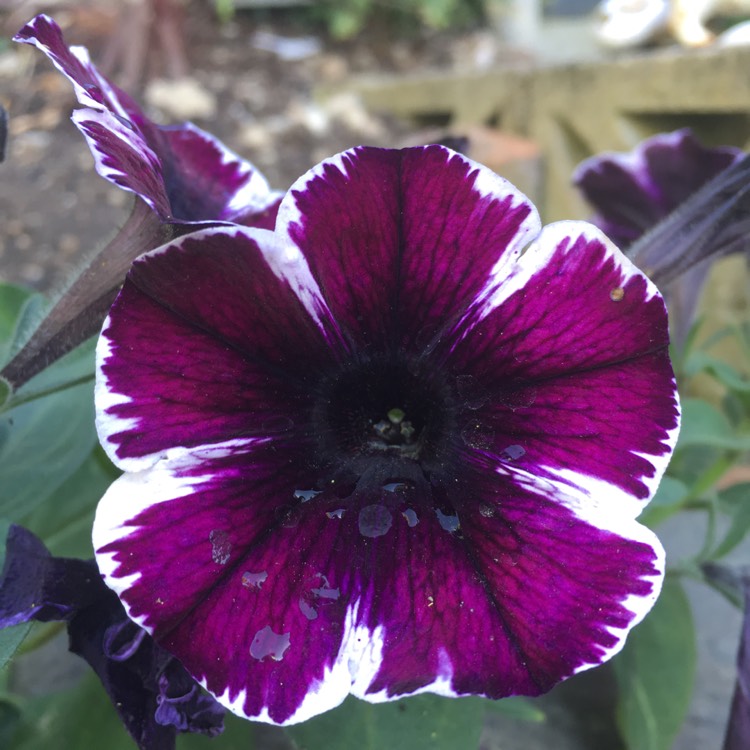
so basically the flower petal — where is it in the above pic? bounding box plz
[157,124,282,225]
[96,226,338,471]
[361,472,663,701]
[73,108,172,218]
[14,14,143,120]
[93,442,662,725]
[0,525,100,626]
[94,441,357,725]
[442,222,679,511]
[277,145,539,351]
[573,129,742,248]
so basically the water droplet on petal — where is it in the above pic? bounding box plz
[436,509,460,533]
[402,508,419,527]
[414,324,441,355]
[479,504,495,518]
[112,112,136,131]
[460,421,494,450]
[241,571,268,589]
[299,598,318,620]
[358,504,393,538]
[311,584,340,600]
[294,488,321,502]
[383,482,406,493]
[502,444,526,461]
[209,530,231,565]
[610,287,624,302]
[250,626,291,661]
[456,374,489,410]
[326,508,345,519]
[502,387,537,411]
[299,575,340,620]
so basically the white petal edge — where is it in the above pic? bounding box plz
[480,220,662,320]
[72,107,167,216]
[15,16,130,117]
[164,122,281,217]
[274,144,542,285]
[467,219,680,513]
[93,437,264,632]
[499,463,665,673]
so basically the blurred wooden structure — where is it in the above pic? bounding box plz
[324,44,750,222]
[319,40,750,355]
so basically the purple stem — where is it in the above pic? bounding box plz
[1,198,176,390]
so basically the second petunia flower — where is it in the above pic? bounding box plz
[14,14,281,228]
[93,145,680,725]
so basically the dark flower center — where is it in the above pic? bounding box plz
[310,356,456,489]
[371,407,417,452]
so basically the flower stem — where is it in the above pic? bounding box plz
[0,199,174,391]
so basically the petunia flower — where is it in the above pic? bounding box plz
[13,14,281,228]
[0,525,225,750]
[93,145,680,725]
[573,129,749,341]
[3,14,281,390]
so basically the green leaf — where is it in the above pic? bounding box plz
[640,476,689,528]
[676,398,750,451]
[613,577,696,750]
[0,697,22,747]
[0,626,31,675]
[287,694,486,750]
[685,351,750,393]
[5,337,95,411]
[718,482,750,511]
[713,483,750,559]
[0,377,9,411]
[9,672,135,750]
[20,446,118,558]
[1,292,47,366]
[0,284,34,366]
[483,695,545,722]
[0,376,96,522]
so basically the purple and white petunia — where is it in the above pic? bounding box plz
[93,145,680,725]
[13,14,281,227]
